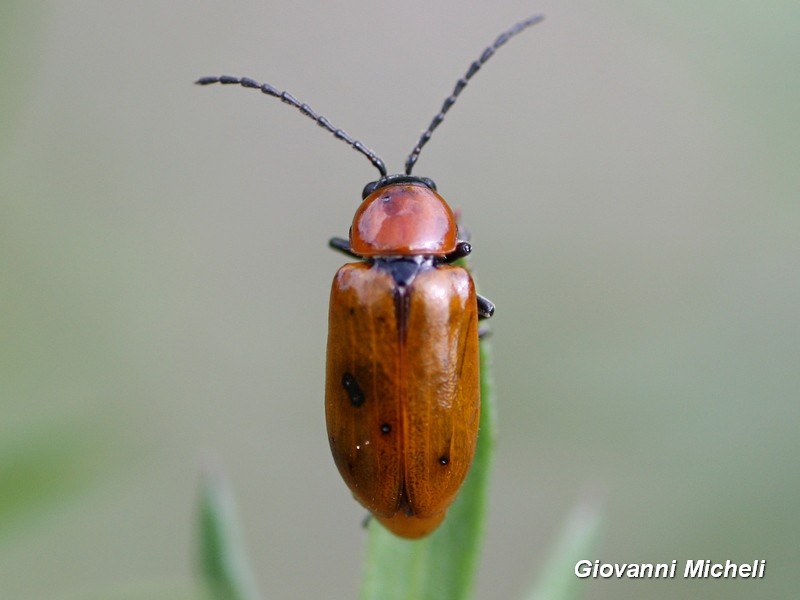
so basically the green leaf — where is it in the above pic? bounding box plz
[0,421,114,540]
[521,496,604,600]
[359,338,497,600]
[196,463,262,600]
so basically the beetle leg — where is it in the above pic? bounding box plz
[329,237,360,259]
[441,241,472,264]
[477,294,495,320]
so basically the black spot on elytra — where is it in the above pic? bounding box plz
[341,372,365,407]
[380,423,392,434]
[438,455,450,466]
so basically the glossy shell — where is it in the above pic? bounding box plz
[325,261,480,538]
[350,184,458,257]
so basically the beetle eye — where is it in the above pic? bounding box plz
[362,180,379,199]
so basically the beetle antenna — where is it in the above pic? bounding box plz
[196,75,388,177]
[404,14,544,175]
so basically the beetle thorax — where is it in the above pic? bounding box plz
[349,184,458,257]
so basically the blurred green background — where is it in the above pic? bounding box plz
[2,1,798,599]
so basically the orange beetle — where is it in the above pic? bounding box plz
[198,14,542,538]
[326,179,486,538]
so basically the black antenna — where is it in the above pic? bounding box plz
[404,14,544,175]
[196,75,388,177]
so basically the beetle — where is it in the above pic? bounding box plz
[197,14,543,538]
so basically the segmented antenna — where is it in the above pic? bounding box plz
[196,75,388,177]
[404,14,544,175]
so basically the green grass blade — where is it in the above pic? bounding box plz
[521,495,604,600]
[359,338,497,600]
[197,463,262,600]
